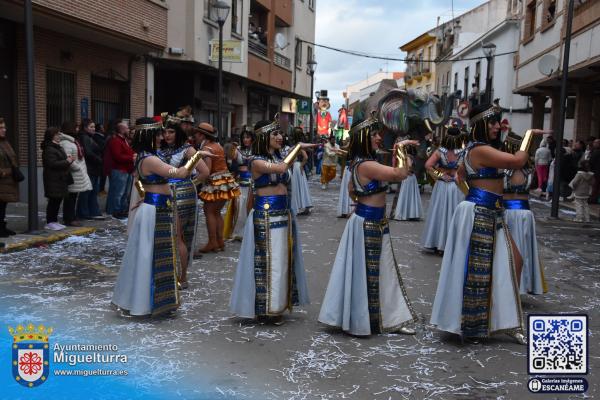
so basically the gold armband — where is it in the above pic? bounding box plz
[427,167,445,181]
[135,180,146,198]
[396,145,408,169]
[184,150,203,172]
[283,143,302,166]
[519,129,534,153]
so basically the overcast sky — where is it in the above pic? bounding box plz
[314,0,487,110]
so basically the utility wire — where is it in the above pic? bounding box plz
[299,39,516,63]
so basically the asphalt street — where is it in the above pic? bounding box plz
[0,175,598,399]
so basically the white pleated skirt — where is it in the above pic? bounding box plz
[233,184,251,239]
[290,161,313,214]
[337,166,352,216]
[430,201,523,336]
[229,209,310,318]
[318,213,416,336]
[112,203,156,316]
[421,180,465,251]
[392,174,423,220]
[504,209,547,295]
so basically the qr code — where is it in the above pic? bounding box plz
[528,315,587,374]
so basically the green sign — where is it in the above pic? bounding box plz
[298,98,311,114]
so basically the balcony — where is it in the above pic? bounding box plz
[274,51,291,70]
[249,38,268,58]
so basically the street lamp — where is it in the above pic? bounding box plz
[212,0,230,143]
[307,58,317,143]
[482,42,496,104]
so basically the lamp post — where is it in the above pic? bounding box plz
[307,58,317,143]
[212,0,230,143]
[482,42,496,104]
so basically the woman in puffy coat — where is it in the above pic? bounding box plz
[59,121,92,226]
[41,127,74,230]
[0,117,20,237]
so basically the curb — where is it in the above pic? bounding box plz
[0,227,97,254]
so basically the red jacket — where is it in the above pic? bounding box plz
[107,134,134,174]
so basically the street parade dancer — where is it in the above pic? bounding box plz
[159,115,210,289]
[503,132,547,295]
[195,122,240,254]
[230,118,314,324]
[229,128,254,240]
[289,127,313,215]
[430,103,542,344]
[112,117,211,316]
[391,142,423,221]
[318,114,418,336]
[421,125,467,253]
[321,135,341,190]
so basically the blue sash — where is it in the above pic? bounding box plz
[466,187,502,209]
[254,195,288,211]
[503,199,530,210]
[144,193,172,208]
[355,203,385,220]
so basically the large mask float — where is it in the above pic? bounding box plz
[316,90,332,138]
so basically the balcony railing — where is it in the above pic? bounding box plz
[274,52,291,69]
[248,38,268,58]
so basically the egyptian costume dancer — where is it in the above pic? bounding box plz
[318,116,418,336]
[289,127,313,215]
[230,118,314,323]
[195,123,240,253]
[391,146,423,220]
[112,117,208,316]
[228,129,254,240]
[503,133,547,295]
[159,116,209,289]
[421,127,467,252]
[430,104,541,344]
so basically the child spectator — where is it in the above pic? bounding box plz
[569,160,594,222]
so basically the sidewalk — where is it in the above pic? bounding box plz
[529,189,600,219]
[0,199,115,254]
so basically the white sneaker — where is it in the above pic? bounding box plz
[44,223,63,231]
[54,223,66,229]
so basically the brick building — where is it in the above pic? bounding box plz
[0,0,167,200]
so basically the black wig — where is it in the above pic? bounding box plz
[132,117,163,153]
[469,103,503,149]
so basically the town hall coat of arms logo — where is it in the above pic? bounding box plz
[8,323,52,387]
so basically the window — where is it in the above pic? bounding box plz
[542,0,556,26]
[463,66,469,101]
[203,0,212,20]
[91,77,130,127]
[524,0,536,41]
[307,46,313,66]
[46,69,75,127]
[231,0,243,35]
[295,40,302,68]
[475,61,481,89]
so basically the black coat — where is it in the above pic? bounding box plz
[80,132,104,176]
[42,142,72,198]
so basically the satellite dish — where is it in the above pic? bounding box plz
[538,54,559,77]
[274,33,289,50]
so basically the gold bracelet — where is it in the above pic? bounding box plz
[283,143,302,166]
[135,180,146,198]
[427,167,445,181]
[396,145,408,169]
[183,150,203,172]
[519,129,534,153]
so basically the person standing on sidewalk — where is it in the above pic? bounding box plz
[59,121,92,227]
[0,117,20,237]
[78,118,105,220]
[534,142,551,192]
[589,139,600,205]
[41,127,74,231]
[569,160,594,222]
[106,122,135,219]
